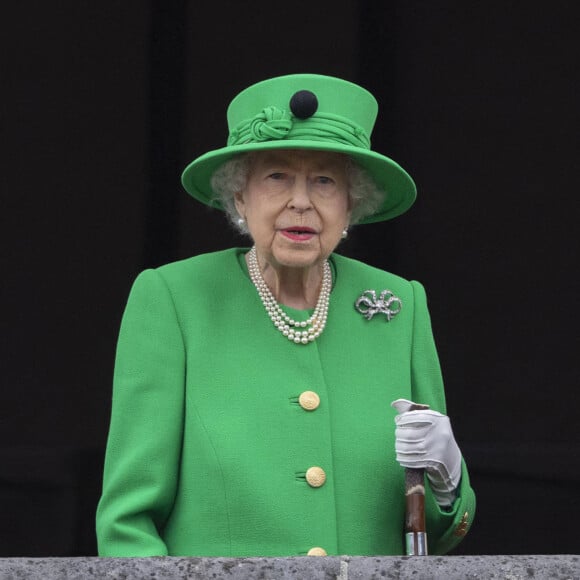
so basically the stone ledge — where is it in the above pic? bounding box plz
[0,555,578,580]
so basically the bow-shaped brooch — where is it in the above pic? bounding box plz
[355,289,402,322]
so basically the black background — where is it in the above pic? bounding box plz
[1,1,578,556]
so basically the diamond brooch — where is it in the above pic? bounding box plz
[355,289,402,321]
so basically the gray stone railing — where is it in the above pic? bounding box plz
[0,555,579,579]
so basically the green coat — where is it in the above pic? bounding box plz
[96,248,475,557]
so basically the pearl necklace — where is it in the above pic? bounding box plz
[247,246,332,344]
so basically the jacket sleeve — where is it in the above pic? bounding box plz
[96,269,185,556]
[409,280,476,554]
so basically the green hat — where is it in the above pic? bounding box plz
[181,74,416,223]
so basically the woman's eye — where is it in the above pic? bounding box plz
[268,172,286,180]
[316,175,334,185]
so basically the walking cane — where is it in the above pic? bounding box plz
[392,399,430,556]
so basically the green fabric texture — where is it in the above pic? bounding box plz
[96,248,475,557]
[181,74,417,224]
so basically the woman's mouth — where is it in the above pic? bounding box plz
[279,227,317,241]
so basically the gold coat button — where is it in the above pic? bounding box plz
[299,391,320,411]
[307,547,327,556]
[306,466,326,487]
[453,511,470,537]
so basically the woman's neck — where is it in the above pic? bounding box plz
[248,252,324,310]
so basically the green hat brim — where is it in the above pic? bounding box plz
[181,140,416,224]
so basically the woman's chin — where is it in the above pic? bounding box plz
[269,244,324,270]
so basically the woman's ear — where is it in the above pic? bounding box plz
[345,208,352,226]
[233,191,245,219]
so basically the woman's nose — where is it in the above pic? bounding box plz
[287,178,312,211]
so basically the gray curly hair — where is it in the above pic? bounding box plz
[209,153,386,234]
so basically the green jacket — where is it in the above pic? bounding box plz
[96,248,475,557]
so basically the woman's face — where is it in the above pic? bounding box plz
[234,149,351,270]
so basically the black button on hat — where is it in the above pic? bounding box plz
[289,90,318,119]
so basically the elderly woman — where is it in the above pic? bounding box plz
[96,74,475,557]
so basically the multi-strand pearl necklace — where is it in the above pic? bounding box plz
[247,246,332,344]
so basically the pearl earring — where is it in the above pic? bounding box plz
[341,227,348,239]
[237,217,246,227]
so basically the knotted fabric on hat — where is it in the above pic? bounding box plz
[229,106,293,144]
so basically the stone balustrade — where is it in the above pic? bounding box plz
[0,555,579,579]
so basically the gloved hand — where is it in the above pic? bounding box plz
[391,398,462,506]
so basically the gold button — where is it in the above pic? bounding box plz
[299,391,320,411]
[306,466,326,487]
[307,547,327,556]
[454,511,470,537]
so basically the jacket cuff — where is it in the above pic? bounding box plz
[428,458,476,554]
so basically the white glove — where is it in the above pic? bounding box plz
[391,398,462,507]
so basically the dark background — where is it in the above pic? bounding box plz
[1,0,578,556]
